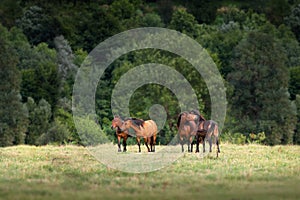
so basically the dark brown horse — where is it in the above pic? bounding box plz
[111,116,129,152]
[177,111,198,152]
[186,110,220,157]
[121,118,157,152]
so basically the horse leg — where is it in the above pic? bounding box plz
[117,136,121,152]
[209,137,212,153]
[202,136,206,153]
[123,136,127,152]
[152,134,156,152]
[216,137,220,156]
[136,137,141,153]
[180,136,184,152]
[202,138,205,153]
[188,136,193,153]
[150,136,153,152]
[195,135,199,153]
[144,137,151,152]
[187,137,191,153]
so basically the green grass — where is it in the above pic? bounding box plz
[0,144,299,200]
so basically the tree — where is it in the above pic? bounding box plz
[140,13,164,27]
[265,0,291,26]
[16,6,61,47]
[289,66,300,100]
[20,43,60,110]
[294,95,300,144]
[228,30,297,145]
[157,0,173,24]
[25,98,52,145]
[285,4,300,42]
[54,35,78,99]
[0,0,22,28]
[37,119,70,145]
[0,25,27,146]
[169,8,200,38]
[185,0,217,24]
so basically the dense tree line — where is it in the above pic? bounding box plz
[0,0,300,146]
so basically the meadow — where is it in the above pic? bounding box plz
[0,143,299,200]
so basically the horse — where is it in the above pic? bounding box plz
[111,116,129,152]
[176,111,198,152]
[186,111,220,157]
[121,118,157,152]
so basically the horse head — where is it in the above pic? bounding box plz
[177,111,189,129]
[111,115,123,130]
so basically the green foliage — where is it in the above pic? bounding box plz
[156,0,173,24]
[294,95,300,144]
[0,24,28,147]
[57,3,122,51]
[110,0,135,20]
[185,0,217,24]
[75,116,109,146]
[221,132,246,145]
[289,66,300,100]
[1,0,300,146]
[0,0,22,28]
[102,48,207,144]
[37,119,70,145]
[25,98,52,145]
[221,131,266,144]
[276,25,300,69]
[169,8,200,38]
[285,3,300,42]
[54,106,79,144]
[140,13,164,27]
[228,30,297,145]
[16,6,60,46]
[265,0,291,26]
[247,132,266,144]
[21,43,60,109]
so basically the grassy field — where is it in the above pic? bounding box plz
[0,144,299,200]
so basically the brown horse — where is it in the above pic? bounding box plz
[186,111,220,157]
[111,116,129,152]
[177,111,198,152]
[121,118,157,152]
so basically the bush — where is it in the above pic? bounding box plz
[38,120,70,145]
[74,116,109,146]
[221,132,246,145]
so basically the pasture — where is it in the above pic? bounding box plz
[0,144,299,200]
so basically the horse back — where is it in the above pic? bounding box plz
[143,120,158,136]
[205,120,219,137]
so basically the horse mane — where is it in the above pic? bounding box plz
[176,113,182,128]
[199,115,206,121]
[177,111,188,128]
[189,109,206,121]
[190,109,200,116]
[126,117,144,128]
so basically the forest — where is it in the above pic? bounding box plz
[1,0,300,147]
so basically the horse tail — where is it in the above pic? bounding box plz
[145,120,157,137]
[177,113,183,128]
[207,122,215,136]
[208,121,220,144]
